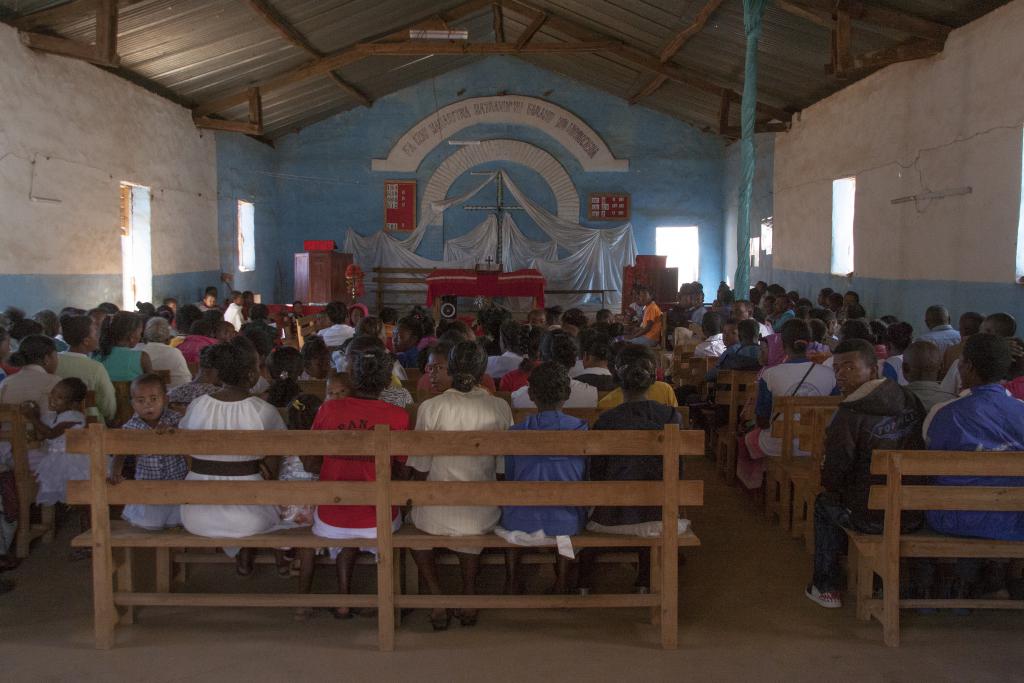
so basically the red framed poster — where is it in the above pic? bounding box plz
[384,180,416,231]
[588,192,630,220]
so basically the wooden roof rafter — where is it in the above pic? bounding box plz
[628,0,726,105]
[243,0,372,108]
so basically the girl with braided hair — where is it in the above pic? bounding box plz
[407,340,512,629]
[579,344,686,594]
[298,336,410,618]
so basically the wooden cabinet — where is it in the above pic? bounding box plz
[293,251,353,304]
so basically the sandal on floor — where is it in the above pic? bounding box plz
[429,609,452,631]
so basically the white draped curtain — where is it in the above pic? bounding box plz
[344,170,636,308]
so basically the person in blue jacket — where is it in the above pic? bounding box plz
[500,361,588,594]
[925,333,1024,541]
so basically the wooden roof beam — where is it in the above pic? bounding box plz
[243,0,373,108]
[787,0,951,41]
[493,2,504,43]
[194,87,263,135]
[825,37,943,77]
[12,0,139,30]
[356,41,617,56]
[193,0,492,117]
[514,10,547,49]
[328,72,373,107]
[504,0,790,123]
[19,0,119,67]
[629,0,726,104]
[244,0,321,55]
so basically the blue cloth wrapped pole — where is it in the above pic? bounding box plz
[734,0,768,297]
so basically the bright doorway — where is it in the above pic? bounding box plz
[120,183,152,309]
[656,226,699,290]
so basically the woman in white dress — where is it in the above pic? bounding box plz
[179,337,286,575]
[407,340,512,629]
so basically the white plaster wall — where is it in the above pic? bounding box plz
[0,23,218,277]
[773,0,1024,283]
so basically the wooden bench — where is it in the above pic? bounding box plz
[712,370,759,485]
[66,424,704,651]
[0,404,56,558]
[765,396,841,532]
[849,449,1024,646]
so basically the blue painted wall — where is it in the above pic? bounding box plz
[214,132,281,300]
[0,271,219,313]
[247,57,725,302]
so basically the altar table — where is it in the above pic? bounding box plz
[425,269,546,308]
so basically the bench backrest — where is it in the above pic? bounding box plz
[868,450,1024,517]
[771,395,841,467]
[66,425,704,509]
[714,370,759,428]
[297,378,326,398]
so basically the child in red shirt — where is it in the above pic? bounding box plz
[297,337,408,618]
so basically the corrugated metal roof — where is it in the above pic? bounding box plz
[0,0,1011,138]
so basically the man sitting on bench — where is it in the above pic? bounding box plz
[924,333,1024,541]
[806,338,926,609]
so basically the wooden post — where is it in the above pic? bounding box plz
[115,548,134,625]
[88,424,116,649]
[660,425,680,649]
[96,0,118,66]
[11,409,32,559]
[832,4,852,77]
[155,547,171,593]
[373,424,396,651]
[492,2,505,43]
[881,454,902,646]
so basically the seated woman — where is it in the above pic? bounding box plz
[96,312,152,381]
[299,336,331,381]
[417,341,496,399]
[298,338,409,618]
[135,316,191,388]
[497,361,587,594]
[737,319,836,490]
[394,313,430,369]
[511,330,598,408]
[407,341,512,630]
[178,337,287,575]
[580,344,685,594]
[167,344,221,414]
[498,325,543,393]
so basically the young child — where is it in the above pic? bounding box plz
[325,372,351,402]
[299,336,331,381]
[299,340,409,619]
[497,361,588,594]
[276,393,323,580]
[26,377,89,505]
[109,374,186,530]
[96,311,152,381]
[265,347,303,407]
[223,291,244,332]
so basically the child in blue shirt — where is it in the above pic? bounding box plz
[500,361,588,594]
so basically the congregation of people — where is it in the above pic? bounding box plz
[0,278,1021,624]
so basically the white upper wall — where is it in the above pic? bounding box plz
[0,22,218,276]
[773,0,1024,283]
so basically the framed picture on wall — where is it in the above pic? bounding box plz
[384,180,416,231]
[588,192,630,220]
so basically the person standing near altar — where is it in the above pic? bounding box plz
[624,285,662,348]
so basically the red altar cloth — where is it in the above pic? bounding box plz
[425,269,546,307]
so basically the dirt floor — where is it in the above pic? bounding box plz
[2,459,1022,682]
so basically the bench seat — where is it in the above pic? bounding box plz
[847,529,1024,559]
[74,520,701,550]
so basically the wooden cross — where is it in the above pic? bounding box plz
[463,170,523,267]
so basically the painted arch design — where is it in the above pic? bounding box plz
[372,95,628,173]
[421,139,580,226]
